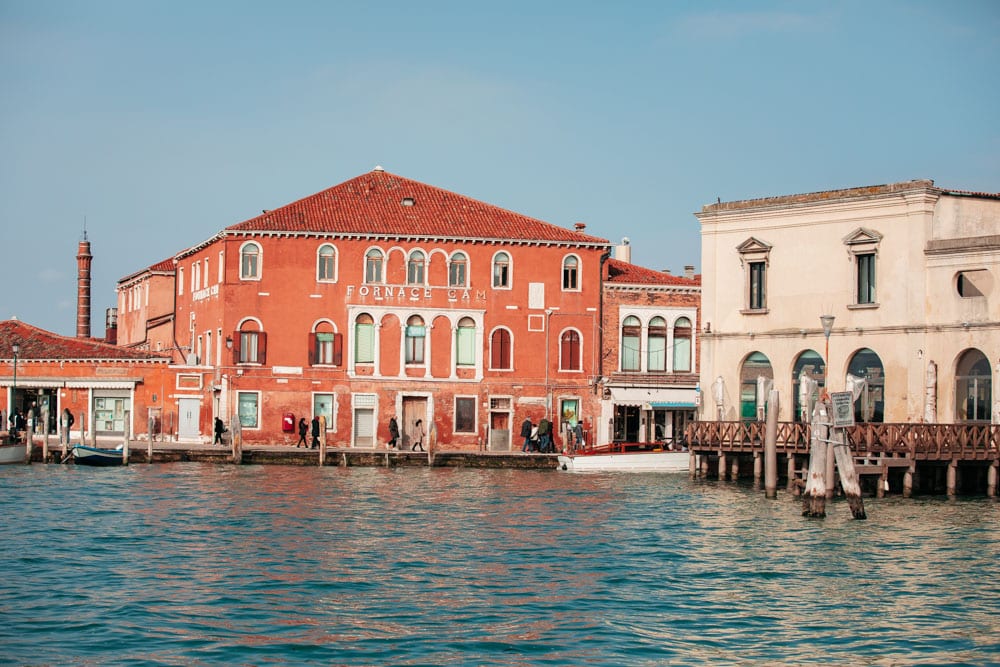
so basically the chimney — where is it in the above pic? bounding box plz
[684,265,695,279]
[76,234,92,338]
[574,222,587,231]
[612,237,631,263]
[105,307,118,345]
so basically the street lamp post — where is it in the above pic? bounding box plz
[820,314,835,399]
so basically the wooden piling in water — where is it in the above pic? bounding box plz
[947,459,958,497]
[802,402,829,518]
[830,427,866,520]
[122,417,130,465]
[764,389,778,498]
[718,452,727,481]
[147,415,154,464]
[988,461,998,497]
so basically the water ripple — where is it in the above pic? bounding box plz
[0,465,998,666]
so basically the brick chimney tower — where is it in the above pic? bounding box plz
[76,233,92,338]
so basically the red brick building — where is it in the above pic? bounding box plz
[0,319,173,441]
[599,252,701,448]
[117,167,614,449]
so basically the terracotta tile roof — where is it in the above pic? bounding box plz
[606,258,701,286]
[0,320,169,362]
[225,167,611,245]
[117,257,176,286]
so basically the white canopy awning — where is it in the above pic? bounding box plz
[609,387,696,408]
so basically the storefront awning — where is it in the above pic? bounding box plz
[609,387,697,407]
[650,401,696,409]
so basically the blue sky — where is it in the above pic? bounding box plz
[1,0,997,336]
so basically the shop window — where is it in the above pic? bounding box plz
[455,396,476,433]
[237,391,259,428]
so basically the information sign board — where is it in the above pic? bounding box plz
[831,391,855,428]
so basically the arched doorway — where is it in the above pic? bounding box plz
[792,349,825,422]
[740,352,773,421]
[847,348,885,423]
[956,349,991,422]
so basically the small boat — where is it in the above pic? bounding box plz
[72,444,124,467]
[558,445,690,473]
[0,442,26,464]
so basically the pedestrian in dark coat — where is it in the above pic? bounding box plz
[297,417,308,447]
[520,417,534,452]
[388,415,400,449]
[311,416,321,449]
[214,417,226,445]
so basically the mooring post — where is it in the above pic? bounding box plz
[787,455,798,493]
[903,462,915,498]
[718,452,727,481]
[122,414,130,465]
[231,415,242,464]
[689,451,697,479]
[24,417,33,464]
[730,456,739,481]
[753,451,763,487]
[825,441,836,499]
[42,405,50,462]
[831,426,866,519]
[318,434,326,467]
[764,388,778,498]
[987,461,998,497]
[802,401,829,517]
[147,414,154,464]
[946,459,958,497]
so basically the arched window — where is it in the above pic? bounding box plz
[240,242,261,280]
[365,249,383,284]
[407,250,425,285]
[317,244,336,281]
[621,316,641,371]
[956,349,991,422]
[562,255,579,290]
[647,316,667,372]
[672,317,692,372]
[449,252,467,287]
[560,330,581,371]
[847,348,885,423]
[490,328,512,370]
[493,252,511,288]
[739,352,773,420]
[792,350,825,422]
[232,320,266,365]
[310,321,342,366]
[354,313,375,365]
[405,315,426,364]
[456,317,476,366]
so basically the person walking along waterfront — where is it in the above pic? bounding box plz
[388,415,400,449]
[297,417,308,447]
[520,416,534,452]
[411,419,426,451]
[311,416,320,449]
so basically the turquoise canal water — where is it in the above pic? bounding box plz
[1,465,998,666]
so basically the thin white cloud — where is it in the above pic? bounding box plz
[673,10,820,40]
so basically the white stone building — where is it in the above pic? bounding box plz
[696,180,998,425]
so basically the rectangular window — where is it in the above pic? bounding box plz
[237,392,259,428]
[449,261,466,287]
[218,251,224,283]
[235,331,267,364]
[355,323,374,364]
[457,327,475,366]
[406,325,426,364]
[622,331,640,371]
[314,332,342,365]
[749,261,766,310]
[455,396,476,433]
[857,253,876,304]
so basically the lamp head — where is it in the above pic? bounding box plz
[820,314,835,338]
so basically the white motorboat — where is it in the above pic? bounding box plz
[0,442,26,464]
[557,446,690,473]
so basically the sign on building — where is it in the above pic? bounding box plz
[831,391,855,428]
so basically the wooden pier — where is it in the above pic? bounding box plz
[687,421,999,497]
[19,441,560,470]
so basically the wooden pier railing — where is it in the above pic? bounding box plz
[687,421,999,461]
